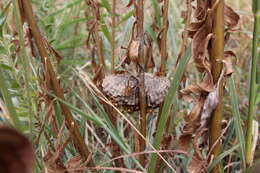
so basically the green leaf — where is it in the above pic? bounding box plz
[208,144,239,172]
[0,63,14,71]
[0,1,11,38]
[117,10,134,26]
[101,0,112,13]
[228,77,246,170]
[46,0,83,18]
[100,23,112,44]
[148,45,191,173]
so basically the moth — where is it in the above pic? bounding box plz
[102,72,170,111]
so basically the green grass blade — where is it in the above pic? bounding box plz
[0,1,11,37]
[101,0,112,13]
[0,69,21,130]
[148,45,191,173]
[117,10,134,26]
[208,144,239,172]
[228,76,246,170]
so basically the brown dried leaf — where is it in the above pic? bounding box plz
[224,4,240,31]
[44,39,63,63]
[126,0,135,7]
[66,155,83,173]
[192,31,213,73]
[183,97,205,134]
[198,74,214,92]
[187,20,205,38]
[181,84,203,102]
[194,0,209,20]
[144,33,155,69]
[178,134,192,151]
[43,151,66,173]
[128,40,140,63]
[200,86,219,128]
[92,65,103,84]
[188,158,205,173]
[200,69,225,129]
[0,126,34,173]
[223,50,236,76]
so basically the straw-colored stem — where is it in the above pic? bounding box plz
[136,0,146,167]
[209,0,224,173]
[111,0,116,71]
[245,0,260,166]
[19,0,96,168]
[159,0,169,75]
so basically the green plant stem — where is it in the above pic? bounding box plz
[13,0,33,134]
[209,0,224,173]
[245,0,260,166]
[19,0,96,169]
[148,45,191,173]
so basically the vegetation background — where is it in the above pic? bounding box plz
[0,0,259,172]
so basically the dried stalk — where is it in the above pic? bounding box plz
[136,0,147,167]
[159,0,169,75]
[209,0,225,172]
[19,0,96,169]
[111,0,116,71]
[176,0,192,65]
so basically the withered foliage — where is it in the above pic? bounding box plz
[178,0,240,172]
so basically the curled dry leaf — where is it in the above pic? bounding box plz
[128,40,140,63]
[224,4,240,31]
[0,126,34,173]
[223,50,236,76]
[179,0,240,170]
[66,155,84,173]
[43,151,66,173]
[182,97,205,135]
[126,0,135,7]
[200,85,219,129]
[188,157,206,173]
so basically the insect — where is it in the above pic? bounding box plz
[101,27,169,111]
[102,72,170,111]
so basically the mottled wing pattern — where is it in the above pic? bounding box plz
[102,73,170,109]
[102,73,139,106]
[144,73,170,107]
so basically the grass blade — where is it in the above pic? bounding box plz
[148,45,191,173]
[228,76,246,170]
[0,69,21,130]
[208,144,239,172]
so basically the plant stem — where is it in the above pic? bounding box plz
[245,0,260,166]
[136,0,146,167]
[111,0,116,71]
[13,0,33,134]
[19,0,96,168]
[0,70,21,130]
[209,0,224,173]
[155,1,170,171]
[159,0,169,75]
